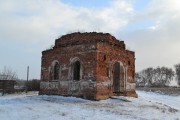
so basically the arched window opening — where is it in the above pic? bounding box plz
[73,61,80,80]
[54,62,60,80]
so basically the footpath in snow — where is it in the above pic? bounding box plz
[0,91,180,120]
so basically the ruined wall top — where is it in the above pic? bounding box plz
[54,32,126,49]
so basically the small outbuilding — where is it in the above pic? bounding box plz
[0,80,16,94]
[40,32,137,100]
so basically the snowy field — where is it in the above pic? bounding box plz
[0,91,180,120]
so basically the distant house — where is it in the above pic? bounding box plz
[40,32,137,100]
[0,80,16,94]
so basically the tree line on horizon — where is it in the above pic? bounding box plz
[1,63,180,89]
[136,63,180,87]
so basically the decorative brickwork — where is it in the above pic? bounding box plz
[40,32,137,100]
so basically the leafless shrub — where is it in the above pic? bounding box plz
[174,63,180,86]
[0,66,18,80]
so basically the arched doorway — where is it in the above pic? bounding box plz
[113,62,120,93]
[113,62,125,93]
[73,61,80,80]
[54,62,60,80]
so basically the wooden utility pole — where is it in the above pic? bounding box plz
[26,66,29,93]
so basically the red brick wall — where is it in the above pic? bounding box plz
[95,42,136,99]
[41,43,97,81]
[40,32,137,100]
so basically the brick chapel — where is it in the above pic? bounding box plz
[39,32,137,100]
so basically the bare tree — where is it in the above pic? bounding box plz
[144,67,154,86]
[136,66,174,87]
[165,67,174,85]
[0,66,18,80]
[154,67,165,86]
[135,72,145,87]
[135,67,154,87]
[154,67,174,86]
[174,63,180,86]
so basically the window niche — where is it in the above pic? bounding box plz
[54,62,60,80]
[103,55,106,61]
[73,61,81,81]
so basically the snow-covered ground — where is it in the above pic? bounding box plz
[0,91,179,120]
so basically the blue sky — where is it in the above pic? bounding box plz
[61,0,111,8]
[0,0,180,79]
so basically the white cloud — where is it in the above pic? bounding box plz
[0,0,133,43]
[0,0,133,79]
[123,0,180,71]
[1,0,180,79]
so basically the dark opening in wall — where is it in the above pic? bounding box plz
[73,61,80,80]
[113,62,120,93]
[54,62,60,80]
[107,67,109,77]
[128,61,131,65]
[103,55,106,61]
